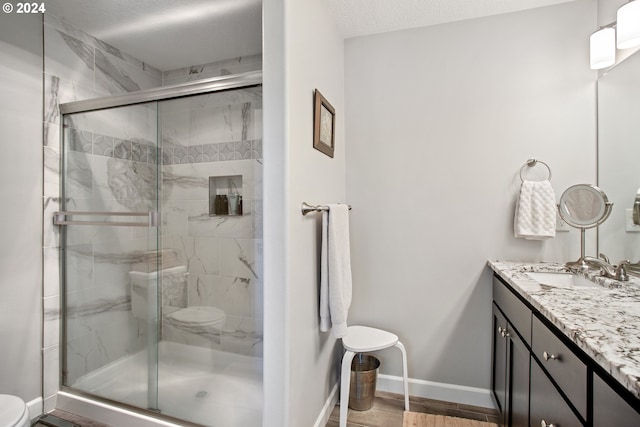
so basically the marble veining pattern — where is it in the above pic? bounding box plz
[44,26,95,90]
[94,49,141,93]
[65,296,131,318]
[44,14,162,97]
[58,30,94,73]
[488,260,640,399]
[44,13,162,80]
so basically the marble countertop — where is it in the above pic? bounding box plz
[488,260,640,400]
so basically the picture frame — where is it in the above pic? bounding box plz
[313,89,335,158]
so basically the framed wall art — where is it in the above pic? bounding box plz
[313,89,335,158]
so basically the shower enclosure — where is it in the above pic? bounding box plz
[54,72,263,427]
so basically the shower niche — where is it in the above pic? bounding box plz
[209,174,244,216]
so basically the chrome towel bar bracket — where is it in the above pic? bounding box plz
[301,202,352,216]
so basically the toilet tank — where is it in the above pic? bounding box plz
[129,265,188,320]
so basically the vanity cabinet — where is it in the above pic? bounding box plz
[492,280,530,427]
[492,275,640,427]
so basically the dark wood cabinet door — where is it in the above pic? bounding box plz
[508,329,529,427]
[530,359,583,427]
[593,373,640,427]
[492,304,508,425]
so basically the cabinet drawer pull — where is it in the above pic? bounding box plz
[540,420,556,427]
[543,351,560,361]
[499,326,510,338]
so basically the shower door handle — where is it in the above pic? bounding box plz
[53,211,159,227]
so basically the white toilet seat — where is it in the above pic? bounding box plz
[0,395,30,427]
[166,306,226,327]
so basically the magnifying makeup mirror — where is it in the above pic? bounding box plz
[559,184,613,270]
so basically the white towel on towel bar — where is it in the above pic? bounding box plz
[319,204,352,338]
[514,180,557,240]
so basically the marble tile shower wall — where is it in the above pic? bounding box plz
[42,13,263,411]
[160,91,263,356]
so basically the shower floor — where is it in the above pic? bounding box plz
[71,341,263,427]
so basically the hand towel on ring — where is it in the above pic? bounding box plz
[514,180,557,240]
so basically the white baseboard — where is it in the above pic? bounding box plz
[377,374,496,409]
[313,383,339,427]
[26,396,43,422]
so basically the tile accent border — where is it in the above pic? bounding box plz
[65,127,263,165]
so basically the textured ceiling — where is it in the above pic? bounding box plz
[327,0,577,39]
[45,0,576,71]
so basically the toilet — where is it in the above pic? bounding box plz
[129,265,226,338]
[165,306,226,332]
[0,395,30,427]
[129,264,189,320]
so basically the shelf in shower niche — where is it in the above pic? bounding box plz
[209,175,243,216]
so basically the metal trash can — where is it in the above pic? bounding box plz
[349,354,380,411]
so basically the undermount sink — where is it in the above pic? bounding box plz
[525,272,601,288]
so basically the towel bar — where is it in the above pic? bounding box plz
[301,202,352,216]
[53,211,159,227]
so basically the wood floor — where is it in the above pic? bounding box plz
[325,392,500,427]
[33,410,111,427]
[32,392,500,427]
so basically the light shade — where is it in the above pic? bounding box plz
[590,27,616,69]
[617,0,640,49]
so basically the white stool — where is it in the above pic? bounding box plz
[339,325,409,427]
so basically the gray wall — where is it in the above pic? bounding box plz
[0,12,44,413]
[262,0,287,424]
[285,0,346,424]
[262,0,346,425]
[345,0,597,404]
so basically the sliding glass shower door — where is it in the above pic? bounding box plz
[59,76,263,427]
[60,100,162,411]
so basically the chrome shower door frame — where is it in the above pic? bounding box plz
[56,71,262,424]
[59,71,262,115]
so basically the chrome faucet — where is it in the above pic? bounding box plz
[615,260,630,282]
[584,255,630,281]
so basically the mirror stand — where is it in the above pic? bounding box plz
[558,184,613,271]
[565,228,590,271]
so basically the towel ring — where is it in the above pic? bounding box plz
[519,159,552,182]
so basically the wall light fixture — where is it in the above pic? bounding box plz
[617,0,640,49]
[590,27,616,69]
[589,1,640,70]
